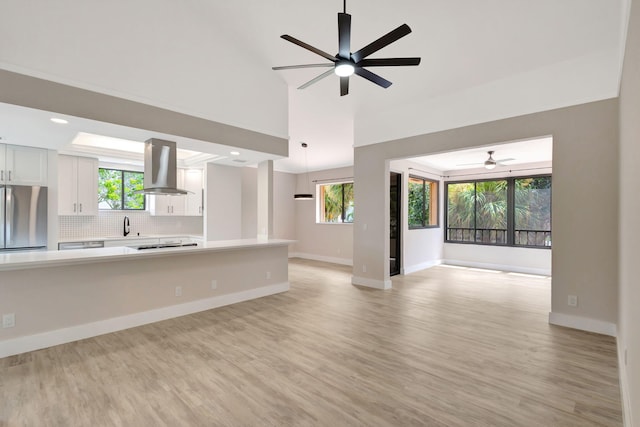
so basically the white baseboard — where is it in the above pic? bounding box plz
[402,259,442,275]
[289,252,353,266]
[443,259,551,276]
[548,312,617,337]
[617,338,633,427]
[0,282,289,359]
[351,275,392,290]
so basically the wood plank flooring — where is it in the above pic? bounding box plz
[0,259,622,426]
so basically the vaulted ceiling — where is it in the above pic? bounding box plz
[0,0,630,172]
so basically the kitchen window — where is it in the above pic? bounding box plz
[318,182,354,223]
[408,175,439,228]
[98,168,145,210]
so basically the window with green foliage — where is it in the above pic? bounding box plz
[318,182,354,223]
[408,176,439,228]
[98,168,145,210]
[446,175,551,247]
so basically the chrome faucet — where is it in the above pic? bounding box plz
[123,216,130,236]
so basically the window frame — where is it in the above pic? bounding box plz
[408,175,440,230]
[444,174,551,249]
[316,181,354,224]
[98,167,146,211]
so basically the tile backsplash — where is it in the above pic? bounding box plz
[59,211,203,240]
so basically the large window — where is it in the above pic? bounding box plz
[408,176,439,228]
[98,168,145,210]
[318,182,354,223]
[446,175,551,247]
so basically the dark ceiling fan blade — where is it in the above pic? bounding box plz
[298,69,335,89]
[272,63,334,70]
[358,57,421,67]
[351,24,412,63]
[354,67,392,88]
[281,35,337,62]
[340,76,349,96]
[338,13,351,59]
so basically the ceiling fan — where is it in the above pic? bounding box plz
[457,151,516,170]
[272,0,421,96]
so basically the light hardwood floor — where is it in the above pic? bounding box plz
[0,260,622,426]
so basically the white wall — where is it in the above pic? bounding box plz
[241,167,296,242]
[293,166,354,265]
[204,164,241,241]
[0,0,288,139]
[618,0,640,423]
[389,159,444,274]
[443,245,551,276]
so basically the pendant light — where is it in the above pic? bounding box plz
[294,142,314,200]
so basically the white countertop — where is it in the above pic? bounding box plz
[0,239,294,272]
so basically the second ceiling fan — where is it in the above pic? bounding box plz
[272,0,421,96]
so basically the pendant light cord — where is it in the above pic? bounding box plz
[344,0,346,13]
[304,144,311,193]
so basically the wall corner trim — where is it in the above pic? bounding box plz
[351,276,392,290]
[548,312,617,337]
[0,282,290,359]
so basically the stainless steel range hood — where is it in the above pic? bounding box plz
[136,138,188,195]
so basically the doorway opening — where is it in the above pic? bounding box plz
[390,172,401,276]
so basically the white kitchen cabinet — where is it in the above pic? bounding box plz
[182,168,203,216]
[149,194,186,216]
[0,144,48,186]
[58,155,98,215]
[149,168,202,216]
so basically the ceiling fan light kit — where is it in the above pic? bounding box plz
[484,151,497,170]
[272,0,421,96]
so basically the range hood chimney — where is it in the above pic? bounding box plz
[136,138,188,195]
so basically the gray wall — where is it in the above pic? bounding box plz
[618,0,640,422]
[353,99,619,327]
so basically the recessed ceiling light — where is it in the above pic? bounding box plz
[230,151,240,156]
[50,118,68,124]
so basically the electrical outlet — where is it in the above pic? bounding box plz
[2,313,15,328]
[211,279,217,290]
[175,286,182,297]
[568,295,578,307]
[362,265,367,273]
[266,271,271,280]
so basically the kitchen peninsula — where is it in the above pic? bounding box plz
[0,239,292,358]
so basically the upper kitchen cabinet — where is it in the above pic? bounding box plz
[149,168,203,216]
[58,155,98,216]
[0,144,48,186]
[183,169,204,216]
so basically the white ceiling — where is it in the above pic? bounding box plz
[0,0,629,173]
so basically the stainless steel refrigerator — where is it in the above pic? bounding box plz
[0,185,48,251]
